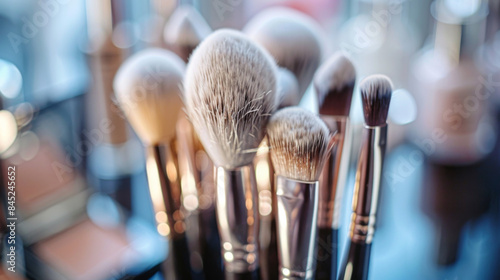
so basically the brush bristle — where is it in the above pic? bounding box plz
[360,75,393,126]
[277,67,300,109]
[244,7,322,97]
[113,48,185,145]
[267,107,330,182]
[184,29,277,169]
[314,52,356,116]
[164,5,212,62]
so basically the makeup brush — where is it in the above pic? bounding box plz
[267,107,330,280]
[256,67,300,280]
[164,6,221,279]
[338,75,393,280]
[164,5,212,63]
[244,7,323,97]
[185,29,277,279]
[113,48,195,280]
[313,52,356,280]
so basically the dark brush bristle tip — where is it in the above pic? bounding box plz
[314,53,356,116]
[360,75,393,126]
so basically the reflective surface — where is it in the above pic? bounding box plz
[215,165,260,273]
[351,125,387,244]
[276,176,318,280]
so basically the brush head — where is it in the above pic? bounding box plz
[360,75,393,126]
[164,5,212,62]
[314,52,356,116]
[113,48,185,145]
[277,67,300,109]
[244,7,322,98]
[267,107,330,182]
[184,29,278,169]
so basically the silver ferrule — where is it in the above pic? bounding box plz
[318,116,351,230]
[275,176,319,280]
[350,125,387,244]
[215,165,260,273]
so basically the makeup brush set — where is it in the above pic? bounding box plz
[1,0,500,280]
[109,2,395,277]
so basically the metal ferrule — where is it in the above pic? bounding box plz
[176,117,201,213]
[215,165,260,273]
[275,176,319,280]
[318,116,351,230]
[146,143,185,240]
[349,125,387,244]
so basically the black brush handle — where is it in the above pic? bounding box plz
[337,242,371,280]
[268,217,279,280]
[172,234,194,280]
[201,207,224,280]
[225,268,260,280]
[315,228,338,280]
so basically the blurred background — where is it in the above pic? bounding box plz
[0,0,499,279]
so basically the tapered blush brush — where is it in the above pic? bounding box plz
[244,7,323,98]
[184,29,278,280]
[267,107,331,280]
[163,5,212,63]
[338,75,393,280]
[313,52,356,280]
[113,48,194,280]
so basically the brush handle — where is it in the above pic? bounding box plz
[200,207,224,279]
[337,241,371,280]
[225,268,261,280]
[315,227,338,280]
[171,234,195,280]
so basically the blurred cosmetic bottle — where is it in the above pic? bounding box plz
[84,0,142,211]
[410,0,495,165]
[410,0,498,267]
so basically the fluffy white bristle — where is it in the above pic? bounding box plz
[244,7,323,97]
[267,107,330,182]
[164,5,212,60]
[113,48,185,145]
[277,67,300,109]
[185,29,278,169]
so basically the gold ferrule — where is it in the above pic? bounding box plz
[146,142,185,240]
[349,213,376,244]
